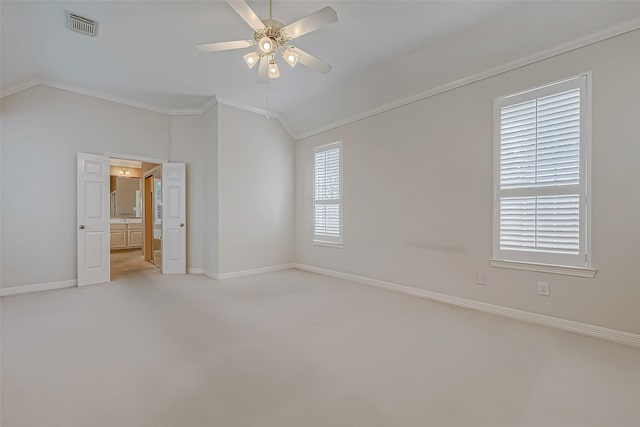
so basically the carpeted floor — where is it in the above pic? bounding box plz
[2,269,640,426]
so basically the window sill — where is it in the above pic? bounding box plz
[489,259,596,278]
[313,241,344,249]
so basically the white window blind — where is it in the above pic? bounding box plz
[314,142,342,244]
[494,75,589,267]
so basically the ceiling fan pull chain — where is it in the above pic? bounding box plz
[266,79,270,120]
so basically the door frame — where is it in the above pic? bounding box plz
[104,153,167,280]
[143,165,162,267]
[144,175,154,262]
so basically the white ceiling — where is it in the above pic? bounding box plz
[2,1,640,137]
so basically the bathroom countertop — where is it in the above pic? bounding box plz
[110,218,142,224]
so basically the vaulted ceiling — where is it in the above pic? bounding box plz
[2,1,640,138]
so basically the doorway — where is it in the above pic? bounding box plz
[77,151,187,286]
[109,158,160,280]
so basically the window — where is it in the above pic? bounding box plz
[493,75,591,272]
[314,141,342,246]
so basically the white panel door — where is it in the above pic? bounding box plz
[77,153,110,286]
[162,163,186,274]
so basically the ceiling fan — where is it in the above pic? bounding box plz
[197,0,338,83]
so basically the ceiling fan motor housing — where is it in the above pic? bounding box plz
[255,19,288,54]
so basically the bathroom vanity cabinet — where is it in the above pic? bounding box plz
[110,220,142,250]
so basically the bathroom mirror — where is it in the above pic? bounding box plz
[110,176,142,218]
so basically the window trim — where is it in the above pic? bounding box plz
[313,140,343,247]
[492,73,593,275]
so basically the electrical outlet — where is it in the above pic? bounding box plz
[538,281,550,296]
[476,274,486,285]
[327,250,333,260]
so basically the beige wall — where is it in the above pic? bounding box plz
[202,105,219,276]
[218,104,295,274]
[295,30,640,334]
[0,86,294,287]
[170,114,205,273]
[0,85,171,288]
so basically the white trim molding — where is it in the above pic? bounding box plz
[187,268,204,275]
[42,80,172,114]
[203,270,218,280]
[295,21,640,141]
[169,108,204,116]
[313,241,344,249]
[0,79,40,98]
[490,259,597,278]
[216,264,295,280]
[104,152,168,164]
[0,79,219,116]
[0,280,77,297]
[2,22,638,142]
[199,97,219,114]
[203,264,295,280]
[216,97,297,139]
[293,264,639,348]
[0,80,296,138]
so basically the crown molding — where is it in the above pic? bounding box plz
[217,96,271,118]
[42,79,174,114]
[2,78,172,113]
[294,20,640,141]
[0,79,297,137]
[200,96,219,114]
[169,96,218,115]
[0,79,41,98]
[216,96,297,139]
[0,78,221,118]
[169,108,204,115]
[5,19,637,141]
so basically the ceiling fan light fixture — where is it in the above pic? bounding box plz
[268,59,280,78]
[282,48,299,67]
[197,0,338,82]
[243,51,260,68]
[258,36,274,54]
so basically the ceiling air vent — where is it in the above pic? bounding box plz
[66,11,98,37]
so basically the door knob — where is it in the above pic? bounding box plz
[79,225,86,230]
[179,223,184,227]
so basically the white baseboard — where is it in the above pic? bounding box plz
[203,269,218,280]
[201,264,294,280]
[0,279,77,297]
[187,268,204,275]
[293,264,640,348]
[216,264,295,280]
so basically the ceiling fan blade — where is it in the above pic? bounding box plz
[282,6,337,40]
[196,40,253,52]
[257,55,269,83]
[225,0,265,32]
[296,48,332,74]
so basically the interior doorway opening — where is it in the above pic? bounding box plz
[109,158,161,280]
[77,151,185,287]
